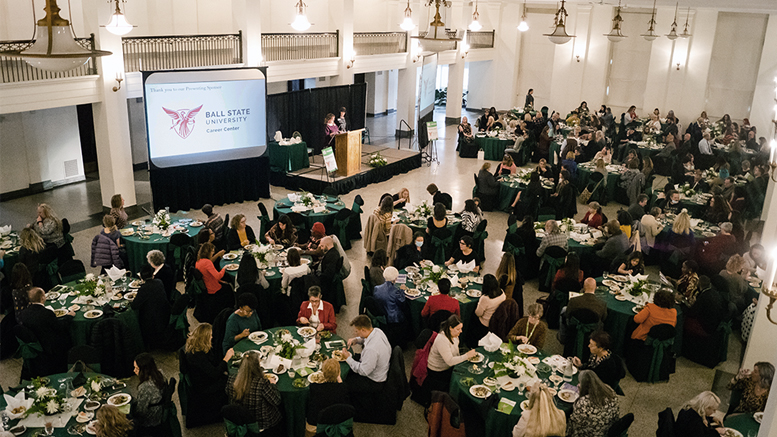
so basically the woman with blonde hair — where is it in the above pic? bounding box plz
[95,405,133,437]
[305,358,350,435]
[508,303,547,348]
[496,252,520,303]
[495,154,517,176]
[110,194,128,229]
[512,382,567,437]
[183,323,232,426]
[674,391,724,436]
[227,214,256,251]
[33,203,64,249]
[665,209,694,251]
[18,227,56,288]
[566,370,619,437]
[719,254,750,313]
[227,350,282,434]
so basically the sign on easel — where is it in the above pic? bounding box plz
[322,147,338,173]
[426,121,438,141]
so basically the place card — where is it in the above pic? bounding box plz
[497,398,515,414]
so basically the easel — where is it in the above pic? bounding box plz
[422,121,439,166]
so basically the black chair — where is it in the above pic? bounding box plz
[626,324,676,383]
[587,171,608,205]
[58,259,86,284]
[563,308,601,361]
[683,302,735,368]
[315,404,355,437]
[256,202,273,244]
[67,345,101,373]
[347,195,365,241]
[538,245,567,293]
[726,388,743,417]
[221,405,260,437]
[351,346,408,425]
[606,413,634,437]
[211,307,234,356]
[13,324,46,381]
[471,220,488,262]
[89,317,143,378]
[287,212,307,233]
[426,310,453,332]
[218,214,230,251]
[168,233,192,281]
[428,228,453,265]
[656,407,675,437]
[146,377,181,437]
[459,137,479,158]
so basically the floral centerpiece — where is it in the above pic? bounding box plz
[709,122,725,140]
[625,279,649,297]
[249,242,276,268]
[679,183,695,198]
[27,378,67,416]
[152,209,171,230]
[74,273,107,298]
[704,168,718,181]
[87,376,106,393]
[368,152,388,168]
[493,350,537,379]
[421,264,446,285]
[560,218,575,233]
[273,329,304,360]
[514,169,532,184]
[414,201,433,218]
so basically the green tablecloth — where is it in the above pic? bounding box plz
[498,180,554,213]
[269,141,310,173]
[577,166,620,201]
[230,327,349,437]
[475,136,515,161]
[0,372,132,437]
[48,279,144,349]
[401,267,480,338]
[533,230,596,258]
[219,250,284,290]
[273,195,345,230]
[724,413,760,437]
[121,213,201,273]
[449,346,579,436]
[396,211,460,234]
[1,231,20,278]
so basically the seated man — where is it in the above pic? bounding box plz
[222,293,262,354]
[697,222,737,274]
[689,169,710,193]
[341,315,391,394]
[627,194,649,222]
[558,278,607,343]
[131,265,171,350]
[19,287,74,374]
[426,184,452,210]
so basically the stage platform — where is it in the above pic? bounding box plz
[270,144,421,195]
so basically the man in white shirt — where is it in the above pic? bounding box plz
[698,132,714,155]
[341,315,392,393]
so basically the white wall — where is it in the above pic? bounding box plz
[126,98,148,165]
[0,106,84,193]
[466,60,494,110]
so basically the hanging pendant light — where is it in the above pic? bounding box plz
[666,2,679,40]
[517,0,529,32]
[411,0,460,53]
[640,0,659,41]
[290,0,311,31]
[544,0,575,45]
[468,1,482,32]
[604,0,626,42]
[400,0,414,31]
[2,0,111,72]
[680,7,692,38]
[101,0,136,36]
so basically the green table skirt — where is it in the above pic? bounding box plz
[724,413,760,437]
[269,141,310,173]
[402,269,480,338]
[121,213,201,273]
[231,327,349,437]
[475,136,515,161]
[577,167,619,201]
[273,196,345,230]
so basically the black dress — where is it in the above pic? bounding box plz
[394,244,424,270]
[306,382,350,425]
[184,349,229,426]
[153,264,176,301]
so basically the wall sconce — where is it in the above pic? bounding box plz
[676,63,680,70]
[576,55,580,63]
[460,43,469,59]
[112,72,123,92]
[761,249,777,325]
[346,51,355,69]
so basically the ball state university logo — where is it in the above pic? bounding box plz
[162,105,203,139]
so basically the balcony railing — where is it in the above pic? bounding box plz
[0,35,97,84]
[353,31,407,56]
[261,31,339,62]
[122,32,242,72]
[466,30,495,49]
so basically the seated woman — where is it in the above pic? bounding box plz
[510,171,543,218]
[674,391,725,436]
[422,315,478,404]
[718,254,751,314]
[223,293,262,353]
[704,195,731,224]
[236,252,269,295]
[146,249,175,300]
[495,154,517,176]
[297,286,337,333]
[394,232,425,271]
[552,253,583,292]
[427,203,449,234]
[594,221,629,269]
[196,243,227,295]
[511,382,567,437]
[508,303,547,348]
[374,196,395,239]
[460,199,482,236]
[561,151,578,180]
[617,252,645,276]
[197,228,225,263]
[536,158,554,181]
[227,214,256,251]
[566,370,620,437]
[95,405,134,437]
[470,275,505,346]
[264,214,297,248]
[33,203,66,256]
[496,252,520,302]
[593,146,612,165]
[571,331,625,392]
[11,264,33,320]
[727,362,774,414]
[281,248,310,295]
[392,188,410,209]
[306,359,350,434]
[18,228,57,289]
[184,323,232,426]
[631,289,677,341]
[368,249,388,288]
[667,260,700,305]
[445,236,483,273]
[132,353,166,436]
[458,116,474,147]
[299,222,326,261]
[580,202,604,229]
[227,350,282,435]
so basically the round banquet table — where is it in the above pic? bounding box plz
[401,267,481,339]
[533,224,597,258]
[595,277,684,357]
[0,372,133,437]
[723,413,760,437]
[475,136,515,161]
[273,195,345,230]
[1,230,20,278]
[498,179,554,213]
[230,326,350,437]
[120,213,202,273]
[46,278,144,349]
[396,210,460,234]
[449,345,579,437]
[219,250,284,291]
[577,165,621,201]
[268,140,310,173]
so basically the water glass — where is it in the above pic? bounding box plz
[603,271,609,280]
[517,381,526,396]
[288,368,296,379]
[44,422,54,436]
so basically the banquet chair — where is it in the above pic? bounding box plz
[428,228,453,266]
[488,299,521,342]
[347,195,365,241]
[166,294,190,351]
[351,345,408,425]
[256,202,273,244]
[538,246,567,293]
[58,218,76,262]
[168,233,192,280]
[332,209,353,250]
[683,301,735,369]
[626,324,676,383]
[427,391,466,437]
[147,377,181,437]
[67,345,101,373]
[606,413,634,437]
[287,212,307,233]
[563,308,601,361]
[586,172,608,205]
[217,214,230,251]
[89,317,140,378]
[211,308,234,355]
[427,309,453,333]
[545,277,582,330]
[13,324,45,381]
[315,404,355,437]
[222,405,260,437]
[472,220,488,262]
[58,259,86,284]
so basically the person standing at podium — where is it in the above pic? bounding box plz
[337,107,348,132]
[324,113,339,152]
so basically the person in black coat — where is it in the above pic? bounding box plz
[394,232,426,271]
[317,237,341,283]
[226,214,257,251]
[183,322,233,427]
[571,331,625,392]
[131,266,171,350]
[476,162,500,212]
[684,276,725,335]
[306,358,350,429]
[146,250,176,301]
[19,287,74,374]
[674,391,724,437]
[426,184,453,210]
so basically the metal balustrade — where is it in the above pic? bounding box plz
[466,30,495,49]
[122,32,242,72]
[261,31,339,62]
[0,36,96,83]
[353,31,407,56]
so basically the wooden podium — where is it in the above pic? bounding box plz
[334,129,363,177]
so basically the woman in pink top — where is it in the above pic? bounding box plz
[468,274,505,347]
[195,242,226,294]
[631,290,677,341]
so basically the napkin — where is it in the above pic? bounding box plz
[106,266,126,282]
[298,339,315,358]
[288,193,300,203]
[263,354,293,371]
[629,274,649,282]
[478,332,502,352]
[313,205,326,214]
[456,260,476,274]
[274,131,283,142]
[291,205,308,213]
[590,230,603,239]
[290,137,302,144]
[4,392,33,419]
[0,225,11,236]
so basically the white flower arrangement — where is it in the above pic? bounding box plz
[274,330,303,359]
[152,209,171,230]
[560,218,575,234]
[75,275,106,297]
[679,183,696,197]
[493,351,537,379]
[414,201,433,218]
[368,152,388,168]
[250,241,276,267]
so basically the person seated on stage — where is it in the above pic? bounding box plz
[421,278,460,319]
[132,265,171,350]
[324,113,340,150]
[281,248,310,294]
[394,232,426,271]
[392,188,410,209]
[226,351,282,434]
[727,362,775,414]
[226,214,256,251]
[306,358,349,433]
[202,204,225,242]
[445,235,483,273]
[341,315,392,393]
[299,222,326,261]
[337,107,347,132]
[630,289,677,342]
[297,286,337,333]
[617,252,645,276]
[508,303,548,348]
[222,292,262,354]
[265,214,298,248]
[426,184,452,210]
[19,287,74,374]
[571,331,625,392]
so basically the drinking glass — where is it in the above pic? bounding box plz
[58,293,68,307]
[603,271,609,280]
[517,381,526,396]
[44,422,54,436]
[288,369,296,379]
[747,431,756,437]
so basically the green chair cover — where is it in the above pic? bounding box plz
[333,216,351,250]
[430,235,452,265]
[365,308,387,329]
[15,338,43,359]
[569,317,599,359]
[549,141,561,165]
[60,271,86,284]
[472,229,488,259]
[645,336,675,383]
[162,402,182,437]
[503,240,525,257]
[186,278,206,297]
[541,255,566,292]
[177,372,191,415]
[316,418,354,437]
[224,418,260,437]
[257,216,271,244]
[351,202,362,214]
[552,289,569,309]
[46,259,60,286]
[717,320,732,363]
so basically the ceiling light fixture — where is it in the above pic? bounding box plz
[544,0,575,45]
[640,0,659,41]
[604,0,626,42]
[666,2,679,40]
[101,0,136,36]
[400,0,415,31]
[680,7,691,38]
[290,0,311,31]
[517,0,529,32]
[411,0,461,53]
[468,1,482,32]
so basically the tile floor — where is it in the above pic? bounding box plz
[0,108,745,437]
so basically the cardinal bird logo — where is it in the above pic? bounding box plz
[162,105,203,139]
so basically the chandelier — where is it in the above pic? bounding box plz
[544,0,575,45]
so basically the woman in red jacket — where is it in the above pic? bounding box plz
[581,201,604,229]
[297,286,337,333]
[195,242,226,294]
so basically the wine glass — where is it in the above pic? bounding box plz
[517,381,526,396]
[44,422,54,436]
[603,271,609,280]
[58,293,68,308]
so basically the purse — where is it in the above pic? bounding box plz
[579,178,603,204]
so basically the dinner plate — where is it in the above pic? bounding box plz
[54,308,68,317]
[222,253,238,260]
[501,380,516,391]
[84,310,103,319]
[264,374,279,384]
[9,425,26,436]
[225,263,240,271]
[85,421,98,435]
[47,291,60,300]
[527,357,540,365]
[610,275,629,282]
[602,280,619,288]
[131,220,144,227]
[466,289,482,298]
[614,295,628,301]
[124,292,137,301]
[71,386,86,398]
[520,400,530,410]
[468,352,484,363]
[405,289,421,298]
[272,244,284,251]
[249,331,268,344]
[405,266,420,274]
[107,393,131,407]
[69,304,81,312]
[129,280,143,289]
[120,229,135,236]
[297,327,317,337]
[190,221,203,227]
[301,259,310,265]
[719,429,742,437]
[547,387,558,396]
[75,412,93,423]
[754,412,763,423]
[469,385,492,399]
[331,350,347,362]
[516,344,537,355]
[632,306,644,314]
[308,371,326,384]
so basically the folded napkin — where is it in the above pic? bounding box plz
[478,332,502,352]
[0,225,11,236]
[290,137,302,144]
[629,274,649,282]
[590,230,603,239]
[298,339,315,358]
[106,266,126,282]
[263,354,293,371]
[288,193,301,203]
[274,131,283,142]
[690,219,701,227]
[569,232,588,242]
[456,260,476,274]
[313,205,326,214]
[291,205,308,213]
[4,392,33,419]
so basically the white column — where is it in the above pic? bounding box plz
[332,0,354,86]
[232,0,262,67]
[82,0,137,208]
[748,14,777,148]
[445,56,465,123]
[490,1,520,111]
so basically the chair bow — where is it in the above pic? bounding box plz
[169,312,188,331]
[224,419,260,437]
[542,255,566,291]
[645,336,675,383]
[352,202,362,214]
[365,308,387,329]
[503,240,525,256]
[316,418,354,437]
[569,318,599,359]
[16,339,43,359]
[431,235,452,265]
[333,216,351,250]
